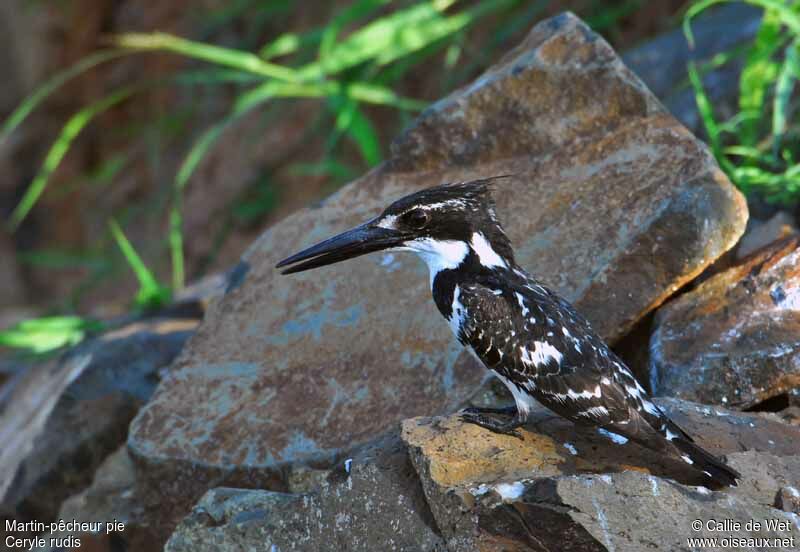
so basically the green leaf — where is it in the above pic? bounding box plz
[0,316,103,354]
[108,218,171,310]
[7,87,138,231]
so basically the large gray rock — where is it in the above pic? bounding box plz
[165,433,445,552]
[401,399,800,551]
[0,318,196,528]
[128,11,747,536]
[652,236,800,408]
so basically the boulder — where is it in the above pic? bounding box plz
[0,318,196,529]
[128,11,747,536]
[401,399,800,551]
[651,236,800,408]
[35,446,158,552]
[165,432,446,552]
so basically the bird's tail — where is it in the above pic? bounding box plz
[663,419,740,487]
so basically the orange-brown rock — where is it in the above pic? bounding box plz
[652,236,800,408]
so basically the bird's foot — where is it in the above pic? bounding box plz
[461,405,518,417]
[459,410,524,439]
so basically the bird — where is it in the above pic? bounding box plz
[276,177,740,487]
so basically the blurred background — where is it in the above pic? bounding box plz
[0,0,797,354]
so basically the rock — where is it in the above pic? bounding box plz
[1,318,197,528]
[724,452,800,507]
[465,470,797,552]
[775,486,800,514]
[34,446,158,552]
[778,406,800,426]
[623,3,762,134]
[165,432,445,552]
[401,399,800,550]
[737,211,798,260]
[128,11,747,534]
[651,235,800,408]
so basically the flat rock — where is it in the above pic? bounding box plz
[0,318,196,528]
[652,235,800,408]
[401,399,800,550]
[165,432,445,552]
[128,11,747,530]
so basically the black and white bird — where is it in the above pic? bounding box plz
[277,178,739,487]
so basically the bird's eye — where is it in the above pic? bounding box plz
[403,208,429,229]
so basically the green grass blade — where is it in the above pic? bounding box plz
[170,68,264,85]
[168,206,184,291]
[345,82,427,110]
[300,0,460,79]
[114,32,301,82]
[258,29,324,60]
[0,50,128,146]
[108,218,171,310]
[684,1,800,49]
[772,38,800,155]
[739,8,785,146]
[319,0,391,61]
[332,97,381,166]
[170,80,312,289]
[687,61,730,170]
[7,87,138,231]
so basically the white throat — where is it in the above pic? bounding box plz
[401,238,469,287]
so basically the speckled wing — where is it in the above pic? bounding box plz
[455,278,667,438]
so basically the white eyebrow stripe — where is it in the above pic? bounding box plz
[471,232,507,269]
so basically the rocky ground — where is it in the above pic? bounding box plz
[2,9,799,552]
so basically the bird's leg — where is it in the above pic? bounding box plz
[459,407,525,439]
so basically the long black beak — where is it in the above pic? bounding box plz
[276,220,405,274]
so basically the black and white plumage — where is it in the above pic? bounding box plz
[277,178,740,487]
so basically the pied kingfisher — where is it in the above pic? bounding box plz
[277,178,739,486]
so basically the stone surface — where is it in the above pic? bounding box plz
[402,399,800,551]
[165,432,445,552]
[462,469,797,552]
[737,211,798,260]
[34,446,158,552]
[776,485,800,514]
[652,235,800,408]
[623,3,762,134]
[128,12,747,533]
[1,318,196,527]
